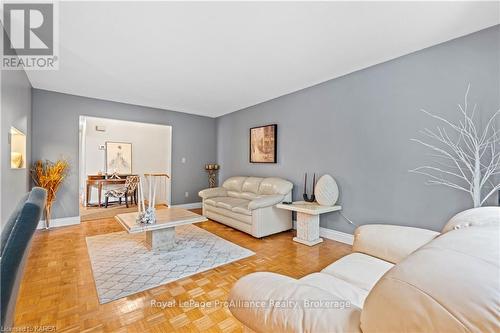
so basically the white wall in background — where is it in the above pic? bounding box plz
[81,116,171,205]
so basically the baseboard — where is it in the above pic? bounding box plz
[319,227,354,245]
[37,216,80,229]
[292,220,353,245]
[37,203,202,230]
[172,202,202,209]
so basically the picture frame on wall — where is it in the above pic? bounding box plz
[249,124,277,163]
[105,141,132,174]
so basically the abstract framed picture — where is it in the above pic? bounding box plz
[105,141,132,174]
[249,124,277,163]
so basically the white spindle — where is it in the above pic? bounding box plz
[152,177,157,209]
[139,178,145,213]
[148,175,152,209]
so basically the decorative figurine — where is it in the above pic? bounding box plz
[315,174,339,206]
[303,172,316,202]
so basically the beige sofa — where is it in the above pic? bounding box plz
[228,207,500,333]
[199,176,293,238]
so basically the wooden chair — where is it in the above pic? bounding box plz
[104,175,139,208]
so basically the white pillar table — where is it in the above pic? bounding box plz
[276,201,342,246]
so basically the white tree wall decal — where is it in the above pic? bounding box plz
[410,85,500,207]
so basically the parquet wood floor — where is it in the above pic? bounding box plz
[13,209,351,332]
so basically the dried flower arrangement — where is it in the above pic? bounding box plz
[31,159,69,229]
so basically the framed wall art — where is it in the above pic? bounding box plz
[105,141,132,174]
[249,124,277,163]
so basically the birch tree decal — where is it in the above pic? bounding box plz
[410,85,500,207]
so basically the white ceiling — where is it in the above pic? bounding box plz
[19,1,500,117]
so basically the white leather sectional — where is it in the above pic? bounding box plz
[198,176,293,238]
[228,207,500,332]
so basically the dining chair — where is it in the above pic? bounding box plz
[104,175,139,208]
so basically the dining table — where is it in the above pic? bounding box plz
[86,174,137,207]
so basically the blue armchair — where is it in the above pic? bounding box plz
[1,187,47,330]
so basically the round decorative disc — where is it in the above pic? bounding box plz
[314,174,339,206]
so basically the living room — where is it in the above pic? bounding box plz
[1,1,499,332]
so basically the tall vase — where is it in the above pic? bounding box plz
[44,205,51,229]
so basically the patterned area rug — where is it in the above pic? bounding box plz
[86,224,255,303]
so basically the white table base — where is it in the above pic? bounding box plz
[146,227,176,250]
[293,212,323,246]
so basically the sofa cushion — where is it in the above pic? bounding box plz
[248,194,284,210]
[232,205,252,216]
[299,272,368,308]
[222,177,247,192]
[205,197,250,211]
[198,187,227,199]
[204,197,223,207]
[361,217,500,333]
[353,224,439,264]
[242,177,264,194]
[204,205,252,225]
[441,206,500,233]
[321,253,393,291]
[215,197,250,210]
[258,177,293,195]
[228,272,362,333]
[227,190,259,200]
[239,192,260,201]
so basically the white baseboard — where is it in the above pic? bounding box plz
[172,202,202,209]
[37,216,80,230]
[36,203,202,230]
[292,220,353,245]
[319,227,354,245]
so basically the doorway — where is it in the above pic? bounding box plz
[79,116,172,221]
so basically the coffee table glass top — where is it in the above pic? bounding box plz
[115,208,208,233]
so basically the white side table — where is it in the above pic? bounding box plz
[276,201,342,246]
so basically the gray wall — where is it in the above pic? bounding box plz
[1,64,32,226]
[32,90,217,219]
[217,26,500,233]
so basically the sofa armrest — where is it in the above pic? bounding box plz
[353,224,439,264]
[228,272,362,333]
[198,187,227,199]
[248,195,284,210]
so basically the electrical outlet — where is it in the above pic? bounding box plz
[185,192,189,198]
[98,144,105,150]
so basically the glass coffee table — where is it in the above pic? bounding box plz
[115,208,207,250]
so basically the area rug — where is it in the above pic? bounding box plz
[86,224,254,303]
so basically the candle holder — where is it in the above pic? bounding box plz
[303,172,316,202]
[204,164,220,188]
[136,175,158,224]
